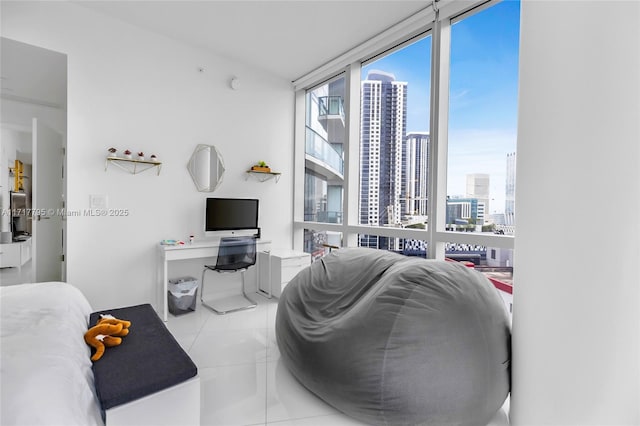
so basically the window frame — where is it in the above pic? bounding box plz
[293,0,516,258]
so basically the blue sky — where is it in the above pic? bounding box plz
[362,0,520,214]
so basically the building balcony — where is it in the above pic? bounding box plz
[305,127,344,181]
[304,211,343,224]
[317,96,345,133]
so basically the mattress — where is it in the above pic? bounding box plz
[0,282,104,426]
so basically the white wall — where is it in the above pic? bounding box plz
[512,1,639,424]
[1,2,295,310]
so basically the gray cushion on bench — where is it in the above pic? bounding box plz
[89,304,197,410]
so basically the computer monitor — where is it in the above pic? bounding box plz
[204,197,259,237]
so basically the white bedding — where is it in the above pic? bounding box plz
[0,282,104,426]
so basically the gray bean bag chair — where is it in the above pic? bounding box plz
[276,248,510,426]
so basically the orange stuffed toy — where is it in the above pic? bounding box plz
[97,314,131,336]
[84,314,132,361]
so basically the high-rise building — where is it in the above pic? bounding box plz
[303,78,346,257]
[465,173,490,224]
[359,70,407,249]
[304,78,345,224]
[403,132,430,219]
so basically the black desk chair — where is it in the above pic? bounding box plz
[200,236,258,314]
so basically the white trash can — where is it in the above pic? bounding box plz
[167,276,198,315]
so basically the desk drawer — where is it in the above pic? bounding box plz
[281,255,309,268]
[268,252,311,297]
[280,262,306,283]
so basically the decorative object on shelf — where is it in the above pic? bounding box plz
[150,154,158,162]
[138,152,145,161]
[108,147,117,157]
[123,150,132,159]
[187,144,225,192]
[189,235,194,244]
[250,160,271,173]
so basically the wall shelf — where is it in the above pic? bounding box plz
[105,157,162,175]
[245,170,281,183]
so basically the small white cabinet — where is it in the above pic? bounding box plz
[0,243,21,268]
[0,239,31,268]
[258,249,311,298]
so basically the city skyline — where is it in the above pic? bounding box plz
[362,0,520,213]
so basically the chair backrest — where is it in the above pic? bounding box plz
[214,236,257,271]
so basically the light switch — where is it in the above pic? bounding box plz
[90,194,108,210]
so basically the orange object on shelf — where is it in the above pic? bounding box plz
[251,166,271,173]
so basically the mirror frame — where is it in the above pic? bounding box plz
[187,144,225,192]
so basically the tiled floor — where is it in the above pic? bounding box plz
[0,261,33,286]
[165,292,511,426]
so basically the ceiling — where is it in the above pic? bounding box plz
[1,1,431,111]
[0,37,67,110]
[76,0,431,82]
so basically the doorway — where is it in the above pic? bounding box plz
[0,37,67,284]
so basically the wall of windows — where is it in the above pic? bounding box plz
[294,0,519,274]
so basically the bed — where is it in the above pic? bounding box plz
[0,282,104,426]
[0,281,200,426]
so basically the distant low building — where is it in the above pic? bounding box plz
[446,197,484,225]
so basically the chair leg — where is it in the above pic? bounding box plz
[200,268,209,306]
[239,270,257,309]
[200,268,257,315]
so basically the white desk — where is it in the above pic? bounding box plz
[157,239,271,321]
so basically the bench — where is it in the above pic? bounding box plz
[90,304,200,425]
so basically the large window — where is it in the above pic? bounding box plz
[447,1,520,242]
[304,76,346,224]
[359,35,432,251]
[295,0,520,278]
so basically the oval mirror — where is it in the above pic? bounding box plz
[187,144,225,192]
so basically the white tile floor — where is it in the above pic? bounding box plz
[0,261,33,286]
[165,292,511,426]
